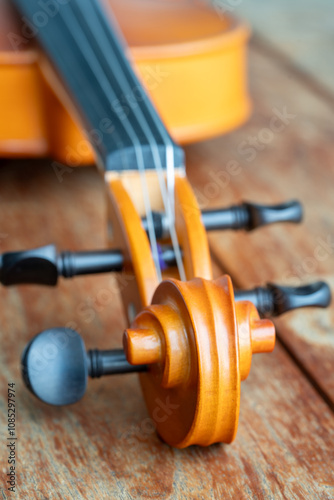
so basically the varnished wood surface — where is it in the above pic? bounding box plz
[1,26,334,500]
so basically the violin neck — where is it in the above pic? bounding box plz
[13,0,184,173]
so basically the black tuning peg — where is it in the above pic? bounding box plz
[22,279,331,406]
[200,200,303,233]
[0,200,303,287]
[0,200,302,286]
[234,281,332,317]
[0,244,178,286]
[146,200,303,238]
[21,328,146,406]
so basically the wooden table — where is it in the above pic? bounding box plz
[1,11,334,500]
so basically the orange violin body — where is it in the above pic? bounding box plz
[0,0,250,165]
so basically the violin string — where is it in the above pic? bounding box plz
[27,2,140,175]
[24,11,127,170]
[40,0,186,283]
[90,0,186,281]
[61,1,163,281]
[165,143,185,281]
[42,29,159,280]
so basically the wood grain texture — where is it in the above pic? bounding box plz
[186,45,334,407]
[0,160,333,499]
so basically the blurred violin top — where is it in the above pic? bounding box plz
[0,0,250,164]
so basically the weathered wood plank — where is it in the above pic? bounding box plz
[186,46,334,404]
[0,161,333,499]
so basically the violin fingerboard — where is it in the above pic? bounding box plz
[12,0,184,172]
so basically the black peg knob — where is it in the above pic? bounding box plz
[201,200,303,232]
[0,245,125,286]
[235,281,331,317]
[243,200,303,230]
[0,244,59,286]
[21,328,146,406]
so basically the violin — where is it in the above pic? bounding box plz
[0,0,250,164]
[5,0,331,448]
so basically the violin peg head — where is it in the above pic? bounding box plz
[21,328,88,406]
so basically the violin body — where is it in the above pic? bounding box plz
[0,0,250,165]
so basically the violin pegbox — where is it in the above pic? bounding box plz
[123,275,275,447]
[103,169,302,326]
[105,173,160,323]
[104,169,212,323]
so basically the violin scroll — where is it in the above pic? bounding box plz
[21,276,330,447]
